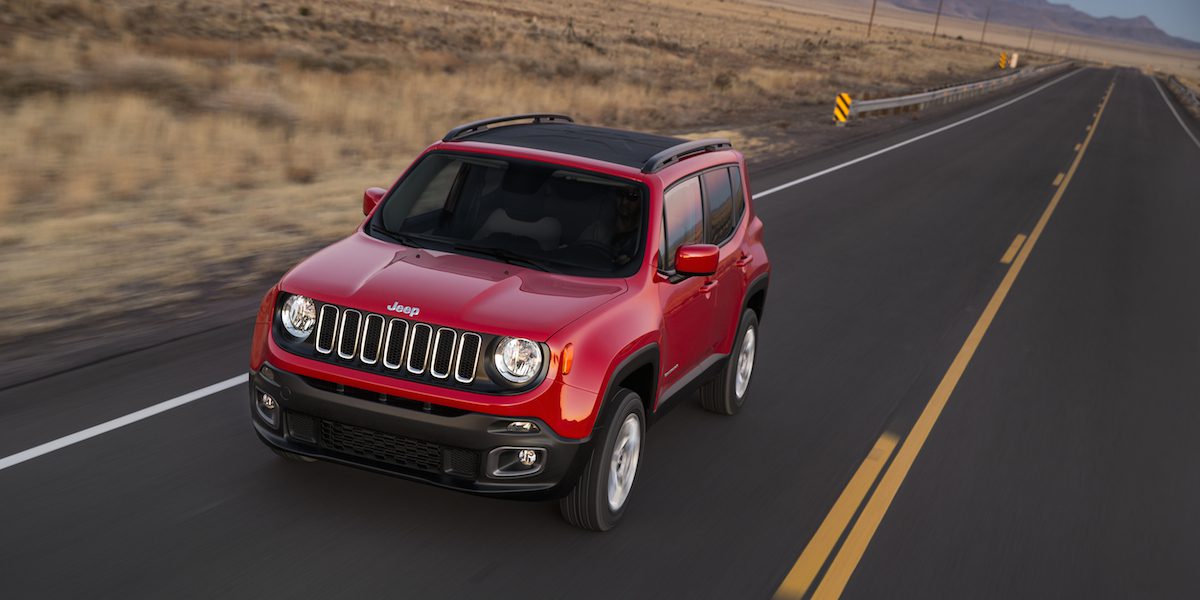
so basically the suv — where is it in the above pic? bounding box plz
[249,114,770,530]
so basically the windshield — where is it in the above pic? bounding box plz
[370,152,647,277]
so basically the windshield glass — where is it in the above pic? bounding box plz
[370,152,647,277]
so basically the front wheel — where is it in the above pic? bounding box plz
[559,388,645,531]
[703,308,759,415]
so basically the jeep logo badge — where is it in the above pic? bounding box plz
[386,302,420,317]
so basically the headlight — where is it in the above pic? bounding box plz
[281,294,317,339]
[493,337,543,384]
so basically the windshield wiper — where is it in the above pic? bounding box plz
[369,225,440,249]
[452,243,551,272]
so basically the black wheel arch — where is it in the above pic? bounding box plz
[592,343,659,435]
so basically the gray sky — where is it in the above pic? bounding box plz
[1069,0,1200,43]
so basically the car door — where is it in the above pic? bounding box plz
[657,175,719,394]
[700,166,749,354]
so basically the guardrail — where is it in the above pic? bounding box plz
[839,61,1074,122]
[1165,76,1200,109]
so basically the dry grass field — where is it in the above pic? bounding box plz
[1,0,1056,354]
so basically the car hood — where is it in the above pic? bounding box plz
[279,232,628,340]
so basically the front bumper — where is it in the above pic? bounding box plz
[250,363,592,499]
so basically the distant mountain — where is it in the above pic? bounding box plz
[891,0,1200,50]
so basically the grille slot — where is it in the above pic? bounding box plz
[455,333,481,383]
[337,310,362,359]
[359,314,386,365]
[287,412,317,444]
[407,323,433,374]
[319,419,443,473]
[382,319,408,370]
[315,305,339,354]
[430,328,457,379]
[444,448,480,478]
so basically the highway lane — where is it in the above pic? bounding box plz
[0,67,1187,598]
[836,69,1200,599]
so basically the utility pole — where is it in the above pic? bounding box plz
[1065,40,1072,57]
[1025,26,1034,53]
[932,0,945,41]
[867,0,879,38]
[979,3,992,47]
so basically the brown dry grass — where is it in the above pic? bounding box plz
[0,0,1047,345]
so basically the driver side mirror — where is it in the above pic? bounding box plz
[363,187,386,216]
[675,244,719,277]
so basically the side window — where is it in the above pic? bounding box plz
[729,166,745,228]
[702,168,735,244]
[662,177,703,271]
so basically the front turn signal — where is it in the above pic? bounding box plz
[561,343,575,375]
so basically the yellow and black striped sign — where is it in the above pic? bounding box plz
[998,52,1008,69]
[833,93,853,123]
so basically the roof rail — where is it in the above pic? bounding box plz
[641,138,733,174]
[442,113,574,142]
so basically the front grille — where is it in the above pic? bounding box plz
[291,412,478,478]
[311,304,482,385]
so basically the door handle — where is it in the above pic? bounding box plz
[735,254,754,268]
[700,280,718,294]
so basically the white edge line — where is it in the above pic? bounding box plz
[1151,76,1200,151]
[753,68,1083,200]
[0,373,247,472]
[0,68,1089,474]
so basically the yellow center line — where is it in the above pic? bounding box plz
[773,432,899,600]
[1074,143,1081,151]
[775,78,1115,600]
[1052,172,1065,186]
[999,233,1028,264]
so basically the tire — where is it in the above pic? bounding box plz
[703,308,759,415]
[269,444,316,463]
[559,388,646,531]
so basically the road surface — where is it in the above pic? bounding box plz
[2,67,1197,599]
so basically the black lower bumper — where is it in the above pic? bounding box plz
[249,363,592,499]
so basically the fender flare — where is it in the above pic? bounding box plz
[743,273,770,321]
[592,343,659,434]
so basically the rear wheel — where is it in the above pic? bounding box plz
[559,388,645,531]
[703,308,759,415]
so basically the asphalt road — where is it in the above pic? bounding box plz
[2,67,1198,599]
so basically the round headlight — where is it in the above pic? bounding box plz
[281,294,317,339]
[493,337,543,384]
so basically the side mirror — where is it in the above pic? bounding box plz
[675,244,719,277]
[363,187,386,216]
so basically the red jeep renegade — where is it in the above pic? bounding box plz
[249,114,770,530]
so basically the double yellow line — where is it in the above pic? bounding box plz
[776,78,1116,600]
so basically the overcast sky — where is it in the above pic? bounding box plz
[1070,0,1200,43]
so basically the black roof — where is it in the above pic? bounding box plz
[460,122,688,169]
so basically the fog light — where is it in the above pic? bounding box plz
[257,392,280,429]
[487,447,547,478]
[506,421,540,433]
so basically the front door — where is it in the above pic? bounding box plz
[658,176,719,396]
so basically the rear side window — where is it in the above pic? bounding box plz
[662,177,703,270]
[703,168,736,243]
[730,166,745,228]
